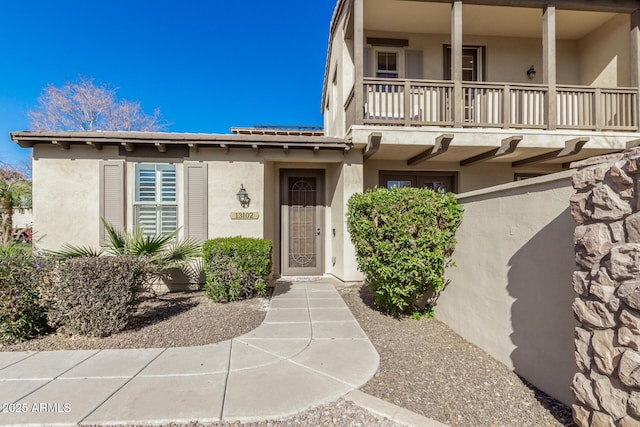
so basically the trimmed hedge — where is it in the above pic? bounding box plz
[347,187,463,317]
[203,237,272,302]
[0,253,47,343]
[42,256,151,337]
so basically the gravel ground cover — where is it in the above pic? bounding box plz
[1,291,268,351]
[1,283,579,426]
[81,399,401,427]
[2,288,401,427]
[339,284,576,427]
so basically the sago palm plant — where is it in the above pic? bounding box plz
[44,218,201,273]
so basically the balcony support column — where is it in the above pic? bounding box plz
[354,0,364,125]
[631,9,640,129]
[452,0,463,127]
[543,4,557,130]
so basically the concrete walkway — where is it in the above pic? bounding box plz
[0,278,381,426]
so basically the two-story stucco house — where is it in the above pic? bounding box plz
[10,0,640,284]
[323,0,640,191]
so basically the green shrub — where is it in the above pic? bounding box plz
[203,237,272,302]
[0,242,32,258]
[0,253,47,343]
[347,187,463,317]
[43,256,151,337]
[44,218,201,275]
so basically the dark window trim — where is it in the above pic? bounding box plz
[367,37,409,48]
[379,170,459,193]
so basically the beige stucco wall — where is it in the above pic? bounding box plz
[190,149,265,239]
[324,4,352,138]
[32,145,111,251]
[328,151,364,282]
[263,161,277,274]
[436,171,577,405]
[578,14,630,87]
[363,30,580,85]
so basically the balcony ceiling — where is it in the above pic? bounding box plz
[369,143,619,166]
[364,0,618,40]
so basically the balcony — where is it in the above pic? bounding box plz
[347,78,638,132]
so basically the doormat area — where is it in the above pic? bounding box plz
[277,276,325,282]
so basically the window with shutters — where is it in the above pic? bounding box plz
[134,163,178,236]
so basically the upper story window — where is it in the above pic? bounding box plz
[376,51,398,78]
[134,163,177,237]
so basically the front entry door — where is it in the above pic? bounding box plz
[281,170,324,276]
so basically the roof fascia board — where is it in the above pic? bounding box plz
[410,0,640,13]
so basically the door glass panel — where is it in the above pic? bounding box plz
[288,177,317,269]
[462,54,475,81]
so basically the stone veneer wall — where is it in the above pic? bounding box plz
[571,147,640,427]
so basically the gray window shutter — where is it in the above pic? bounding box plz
[405,50,423,79]
[364,47,372,78]
[184,162,208,242]
[99,160,125,243]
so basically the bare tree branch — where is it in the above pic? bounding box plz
[28,76,167,132]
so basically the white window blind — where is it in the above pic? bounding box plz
[134,164,177,236]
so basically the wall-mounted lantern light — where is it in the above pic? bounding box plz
[236,184,251,208]
[527,65,536,80]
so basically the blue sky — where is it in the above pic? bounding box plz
[0,1,336,165]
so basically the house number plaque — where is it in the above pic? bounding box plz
[230,212,260,220]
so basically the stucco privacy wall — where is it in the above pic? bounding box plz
[570,148,640,426]
[437,171,577,406]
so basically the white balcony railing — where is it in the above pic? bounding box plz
[361,78,639,131]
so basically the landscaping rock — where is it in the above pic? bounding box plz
[618,349,640,389]
[610,220,627,242]
[591,268,618,304]
[592,372,629,420]
[591,184,632,221]
[628,392,640,418]
[618,280,640,311]
[573,403,591,427]
[574,223,613,269]
[617,415,640,427]
[626,213,640,244]
[609,244,640,281]
[573,165,608,190]
[592,329,623,375]
[573,372,600,409]
[574,271,590,296]
[575,327,593,372]
[591,411,616,427]
[573,298,617,329]
[571,192,593,224]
